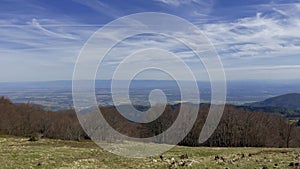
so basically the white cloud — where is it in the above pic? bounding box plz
[201,4,300,59]
[0,16,98,82]
[272,7,288,16]
[30,18,78,40]
[154,0,214,19]
[72,0,121,18]
[225,65,300,71]
[154,0,211,7]
[1,0,300,81]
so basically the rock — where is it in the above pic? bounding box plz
[295,162,299,166]
[262,166,268,169]
[179,161,185,166]
[28,133,43,142]
[232,158,238,162]
[215,155,225,162]
[220,156,226,162]
[186,160,194,167]
[180,153,188,159]
[289,162,294,166]
[169,162,177,168]
[152,159,157,163]
[160,155,164,161]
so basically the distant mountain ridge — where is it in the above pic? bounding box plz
[246,93,300,110]
[241,93,300,118]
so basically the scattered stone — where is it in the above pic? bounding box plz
[152,159,157,163]
[295,163,300,169]
[169,162,178,168]
[160,155,164,161]
[232,158,238,162]
[215,156,220,160]
[186,160,194,167]
[187,159,194,162]
[289,162,294,166]
[28,133,43,142]
[220,156,226,162]
[180,153,188,159]
[179,161,185,166]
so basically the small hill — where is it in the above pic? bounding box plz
[246,93,300,111]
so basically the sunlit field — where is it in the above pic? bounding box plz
[1,135,299,169]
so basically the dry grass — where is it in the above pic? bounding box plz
[0,135,299,169]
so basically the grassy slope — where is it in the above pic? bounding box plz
[0,135,299,169]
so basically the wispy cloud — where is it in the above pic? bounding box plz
[201,3,300,59]
[0,15,97,81]
[154,0,214,19]
[30,18,78,40]
[225,65,300,71]
[154,0,212,7]
[0,0,300,81]
[72,0,121,19]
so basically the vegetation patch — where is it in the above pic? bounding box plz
[1,136,300,169]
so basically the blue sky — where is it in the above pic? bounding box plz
[0,0,300,82]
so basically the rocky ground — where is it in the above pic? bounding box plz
[0,135,300,169]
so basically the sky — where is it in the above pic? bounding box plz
[0,0,300,82]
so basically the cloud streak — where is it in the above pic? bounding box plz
[225,65,300,71]
[0,0,300,81]
[30,18,78,40]
[154,0,210,7]
[201,3,300,60]
[72,0,121,19]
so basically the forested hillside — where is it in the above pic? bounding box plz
[1,96,300,148]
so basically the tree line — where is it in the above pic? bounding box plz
[0,96,299,147]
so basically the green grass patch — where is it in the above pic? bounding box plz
[0,136,299,169]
